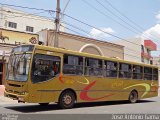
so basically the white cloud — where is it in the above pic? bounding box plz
[156,13,160,20]
[89,27,115,39]
[141,24,160,40]
[141,24,160,56]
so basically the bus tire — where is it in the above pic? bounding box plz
[128,90,138,103]
[58,90,76,109]
[39,103,49,106]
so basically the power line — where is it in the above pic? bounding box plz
[1,2,159,56]
[95,0,142,33]
[104,0,144,31]
[0,3,53,12]
[61,12,146,47]
[62,21,143,54]
[103,0,160,42]
[60,24,143,59]
[81,0,141,37]
[61,13,160,59]
[60,24,83,35]
[83,0,159,43]
[0,9,55,22]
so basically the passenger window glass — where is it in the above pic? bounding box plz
[133,65,143,80]
[85,58,103,76]
[104,61,117,77]
[119,63,132,78]
[31,54,61,83]
[144,67,152,80]
[63,55,83,75]
[153,68,158,81]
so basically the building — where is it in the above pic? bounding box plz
[39,29,124,59]
[115,38,157,64]
[0,6,65,33]
[152,56,160,66]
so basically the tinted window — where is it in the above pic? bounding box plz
[63,55,83,75]
[133,65,143,80]
[104,61,118,78]
[85,58,103,76]
[144,67,152,80]
[31,54,61,83]
[119,63,132,78]
[153,68,158,81]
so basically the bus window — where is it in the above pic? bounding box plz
[63,55,83,75]
[132,65,143,80]
[153,68,158,81]
[31,54,61,83]
[104,61,117,78]
[85,58,103,76]
[144,67,152,80]
[119,63,132,79]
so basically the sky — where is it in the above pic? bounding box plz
[0,0,160,56]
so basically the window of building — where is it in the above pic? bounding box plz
[85,58,103,76]
[141,57,144,63]
[31,54,61,83]
[8,22,17,29]
[104,61,118,78]
[133,65,143,80]
[141,45,144,52]
[63,55,83,75]
[153,68,158,81]
[144,67,152,80]
[26,26,34,32]
[147,48,150,54]
[119,63,132,79]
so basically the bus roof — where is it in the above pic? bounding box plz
[23,44,159,68]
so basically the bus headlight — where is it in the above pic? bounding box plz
[20,91,27,95]
[18,97,24,102]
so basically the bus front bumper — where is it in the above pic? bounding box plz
[4,90,28,103]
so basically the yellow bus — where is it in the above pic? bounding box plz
[4,44,159,109]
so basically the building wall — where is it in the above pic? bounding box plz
[152,57,160,66]
[39,30,124,59]
[115,38,156,64]
[0,7,65,33]
[152,57,160,86]
[115,38,141,63]
[0,29,38,45]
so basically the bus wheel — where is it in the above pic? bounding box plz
[58,90,76,109]
[129,90,138,103]
[39,103,49,106]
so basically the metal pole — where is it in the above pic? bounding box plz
[54,0,60,47]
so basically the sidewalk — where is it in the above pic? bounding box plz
[0,85,17,104]
[0,85,5,96]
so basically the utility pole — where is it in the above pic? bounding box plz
[54,0,60,47]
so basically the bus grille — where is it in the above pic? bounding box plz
[8,84,21,87]
[7,94,18,99]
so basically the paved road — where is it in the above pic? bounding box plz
[0,96,160,114]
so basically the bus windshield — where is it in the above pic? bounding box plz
[7,53,32,81]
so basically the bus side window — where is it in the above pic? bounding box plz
[153,68,158,81]
[144,67,152,80]
[119,63,132,79]
[31,54,61,83]
[132,65,143,80]
[104,61,117,78]
[63,55,83,75]
[85,58,103,76]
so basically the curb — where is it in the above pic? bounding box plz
[0,85,5,96]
